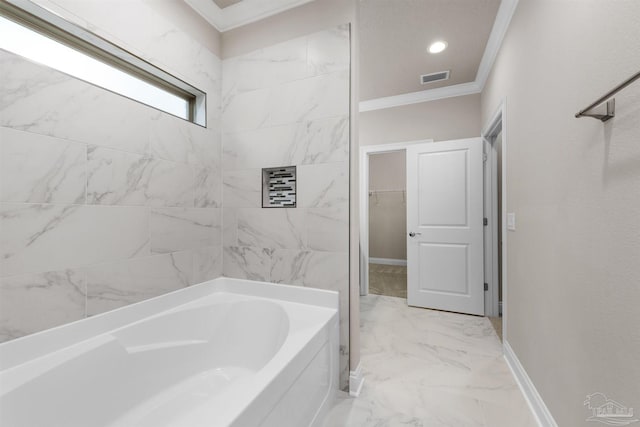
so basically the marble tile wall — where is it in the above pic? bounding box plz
[0,1,222,342]
[221,24,351,389]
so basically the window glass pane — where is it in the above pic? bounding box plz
[0,15,189,119]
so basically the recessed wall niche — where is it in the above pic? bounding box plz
[262,166,296,208]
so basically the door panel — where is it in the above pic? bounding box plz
[407,138,484,315]
[418,243,468,294]
[418,150,468,227]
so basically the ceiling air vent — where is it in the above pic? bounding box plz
[420,70,450,85]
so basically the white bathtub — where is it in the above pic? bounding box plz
[0,278,339,427]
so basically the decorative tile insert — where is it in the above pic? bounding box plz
[262,166,296,208]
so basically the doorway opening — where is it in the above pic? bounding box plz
[368,150,407,299]
[360,131,506,326]
[359,140,433,297]
[482,101,507,342]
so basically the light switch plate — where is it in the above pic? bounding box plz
[507,212,516,231]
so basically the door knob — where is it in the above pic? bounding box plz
[409,232,421,237]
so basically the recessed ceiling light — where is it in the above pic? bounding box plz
[428,40,448,54]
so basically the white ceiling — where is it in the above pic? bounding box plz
[358,0,501,101]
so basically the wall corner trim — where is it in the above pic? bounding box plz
[358,0,520,113]
[504,340,558,427]
[349,362,365,397]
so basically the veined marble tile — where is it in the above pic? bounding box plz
[223,246,271,282]
[307,24,351,77]
[191,245,222,285]
[268,70,350,127]
[223,169,262,208]
[73,91,152,154]
[194,163,222,208]
[269,250,348,290]
[222,115,348,171]
[0,51,151,154]
[189,49,222,102]
[0,269,86,343]
[307,207,349,252]
[143,27,222,96]
[479,394,540,427]
[200,125,221,175]
[222,86,271,134]
[207,95,223,129]
[222,36,308,99]
[0,51,75,132]
[268,250,308,286]
[222,125,297,171]
[223,208,238,247]
[236,208,307,250]
[148,112,219,166]
[0,203,149,277]
[322,295,539,427]
[150,207,221,254]
[298,162,349,209]
[0,127,86,204]
[223,70,348,133]
[288,116,349,165]
[87,146,195,207]
[84,251,192,316]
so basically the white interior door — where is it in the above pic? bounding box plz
[406,138,484,315]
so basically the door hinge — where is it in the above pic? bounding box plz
[484,283,489,291]
[483,218,488,226]
[483,153,488,162]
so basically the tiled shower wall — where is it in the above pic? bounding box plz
[0,1,222,342]
[221,25,351,388]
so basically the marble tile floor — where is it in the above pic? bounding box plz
[322,295,537,427]
[489,316,503,342]
[369,263,407,299]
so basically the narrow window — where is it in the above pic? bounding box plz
[0,1,206,126]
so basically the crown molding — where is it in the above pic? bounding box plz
[184,0,223,30]
[359,81,481,112]
[359,0,520,112]
[475,0,520,88]
[184,0,314,32]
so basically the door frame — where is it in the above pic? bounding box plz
[481,99,508,337]
[359,139,434,296]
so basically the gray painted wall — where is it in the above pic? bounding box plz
[481,0,640,424]
[368,152,406,261]
[360,94,481,146]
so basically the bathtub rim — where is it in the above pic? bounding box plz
[0,277,339,371]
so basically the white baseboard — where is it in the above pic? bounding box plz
[349,362,365,397]
[369,258,407,266]
[504,340,558,427]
